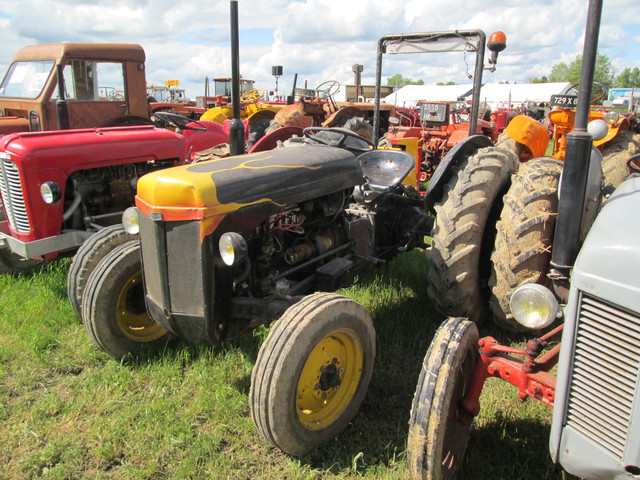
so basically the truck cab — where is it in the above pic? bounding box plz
[0,43,151,135]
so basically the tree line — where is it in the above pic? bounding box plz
[529,52,640,88]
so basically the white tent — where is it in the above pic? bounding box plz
[383,82,572,109]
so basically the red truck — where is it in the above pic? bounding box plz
[0,114,228,274]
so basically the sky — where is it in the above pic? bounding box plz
[0,0,638,101]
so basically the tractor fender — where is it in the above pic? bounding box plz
[424,134,493,212]
[504,114,549,158]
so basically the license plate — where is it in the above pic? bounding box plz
[550,94,578,107]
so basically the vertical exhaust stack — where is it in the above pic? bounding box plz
[549,0,603,300]
[229,0,245,155]
[55,65,70,130]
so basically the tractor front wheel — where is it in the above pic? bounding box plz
[67,224,137,318]
[81,240,168,359]
[249,292,375,457]
[407,317,479,480]
[0,198,42,275]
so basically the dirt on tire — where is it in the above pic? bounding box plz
[601,130,640,190]
[488,157,563,331]
[426,145,519,323]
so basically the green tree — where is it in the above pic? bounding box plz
[529,75,549,83]
[436,81,457,85]
[387,74,424,86]
[615,67,640,87]
[548,52,614,87]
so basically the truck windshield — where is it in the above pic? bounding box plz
[0,60,55,99]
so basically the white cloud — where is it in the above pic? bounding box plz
[0,0,638,99]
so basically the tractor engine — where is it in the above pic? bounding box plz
[64,160,177,230]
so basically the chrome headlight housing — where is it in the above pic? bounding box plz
[40,181,61,204]
[509,283,559,329]
[604,111,620,125]
[219,232,247,267]
[122,206,140,235]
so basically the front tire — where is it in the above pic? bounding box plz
[67,225,137,318]
[250,292,375,457]
[81,240,168,359]
[408,317,479,480]
[426,146,519,323]
[489,157,562,330]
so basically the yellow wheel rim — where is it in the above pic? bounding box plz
[116,271,166,342]
[296,328,363,431]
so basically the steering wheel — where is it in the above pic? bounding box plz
[240,89,266,103]
[315,80,340,100]
[303,126,375,154]
[153,111,207,131]
[568,82,607,105]
[628,153,640,174]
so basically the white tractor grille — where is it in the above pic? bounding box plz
[565,292,640,460]
[0,157,31,234]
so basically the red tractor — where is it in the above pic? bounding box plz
[0,113,228,282]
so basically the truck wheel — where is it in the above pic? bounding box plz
[601,130,640,190]
[67,225,138,318]
[81,240,168,359]
[0,198,42,275]
[407,317,478,480]
[426,146,519,323]
[249,292,375,457]
[488,158,562,331]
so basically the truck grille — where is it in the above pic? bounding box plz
[0,157,31,234]
[565,292,640,460]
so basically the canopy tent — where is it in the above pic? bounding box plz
[382,82,572,109]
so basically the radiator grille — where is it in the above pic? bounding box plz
[0,157,31,233]
[566,292,640,460]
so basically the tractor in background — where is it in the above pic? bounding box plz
[372,30,507,194]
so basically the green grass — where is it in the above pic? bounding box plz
[0,252,566,479]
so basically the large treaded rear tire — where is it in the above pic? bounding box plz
[488,157,563,331]
[601,130,640,190]
[426,146,519,323]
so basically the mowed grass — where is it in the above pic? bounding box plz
[0,251,565,479]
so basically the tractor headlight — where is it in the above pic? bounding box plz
[122,206,140,235]
[604,111,620,125]
[40,181,61,204]
[509,283,559,330]
[219,232,247,267]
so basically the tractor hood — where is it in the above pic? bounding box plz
[135,144,364,222]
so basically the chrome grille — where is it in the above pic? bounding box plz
[0,157,31,234]
[566,292,640,460]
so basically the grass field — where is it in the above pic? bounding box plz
[0,250,566,479]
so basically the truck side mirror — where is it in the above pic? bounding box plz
[487,31,507,67]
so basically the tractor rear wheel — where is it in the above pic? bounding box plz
[601,130,640,190]
[249,292,375,457]
[81,240,168,359]
[426,146,519,323]
[488,157,563,331]
[67,224,137,318]
[407,317,479,480]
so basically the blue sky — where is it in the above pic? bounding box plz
[0,0,638,100]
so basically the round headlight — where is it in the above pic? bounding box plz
[219,232,247,267]
[604,111,620,125]
[40,181,61,204]
[509,283,559,330]
[587,119,608,141]
[122,206,140,235]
